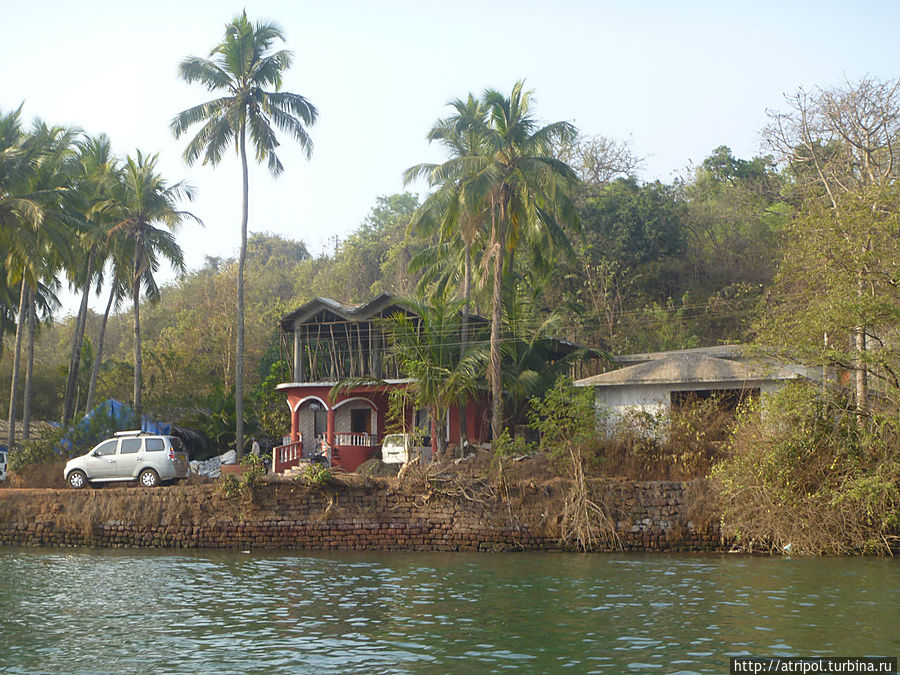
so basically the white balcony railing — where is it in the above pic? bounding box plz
[273,438,302,472]
[333,432,378,447]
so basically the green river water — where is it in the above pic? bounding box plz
[0,548,896,673]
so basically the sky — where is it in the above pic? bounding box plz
[4,0,900,315]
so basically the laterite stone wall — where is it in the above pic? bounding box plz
[0,479,723,552]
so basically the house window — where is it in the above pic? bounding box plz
[350,408,371,434]
[670,388,759,413]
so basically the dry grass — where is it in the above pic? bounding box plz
[7,461,68,489]
[592,403,734,481]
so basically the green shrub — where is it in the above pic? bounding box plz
[492,429,535,458]
[240,453,266,486]
[220,474,242,499]
[297,463,332,488]
[527,376,597,464]
[525,377,618,552]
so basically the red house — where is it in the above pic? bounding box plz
[273,295,491,473]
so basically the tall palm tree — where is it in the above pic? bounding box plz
[407,82,580,440]
[21,276,60,439]
[405,95,489,446]
[113,151,195,420]
[61,134,121,424]
[171,10,318,456]
[82,246,128,416]
[2,116,76,447]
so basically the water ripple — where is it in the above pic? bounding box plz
[0,549,897,673]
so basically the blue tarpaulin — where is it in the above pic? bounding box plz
[61,399,170,452]
[60,399,207,459]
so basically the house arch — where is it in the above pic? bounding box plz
[291,395,329,412]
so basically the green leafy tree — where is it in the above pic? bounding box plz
[171,10,318,457]
[764,76,900,417]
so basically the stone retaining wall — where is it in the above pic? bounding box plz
[0,479,724,552]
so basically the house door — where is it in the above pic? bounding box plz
[314,409,327,439]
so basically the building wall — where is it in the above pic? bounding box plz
[595,380,781,425]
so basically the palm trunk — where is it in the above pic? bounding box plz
[235,122,249,458]
[434,408,448,458]
[457,241,471,453]
[84,281,117,415]
[22,286,35,440]
[62,250,93,424]
[6,278,26,448]
[490,207,505,442]
[132,237,143,422]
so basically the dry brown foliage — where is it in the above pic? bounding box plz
[593,401,733,480]
[8,461,67,489]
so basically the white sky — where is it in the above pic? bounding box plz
[4,0,899,315]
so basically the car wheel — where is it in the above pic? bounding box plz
[138,468,160,488]
[68,470,88,489]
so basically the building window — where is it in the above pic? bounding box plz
[670,388,759,413]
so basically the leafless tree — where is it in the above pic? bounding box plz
[765,76,900,417]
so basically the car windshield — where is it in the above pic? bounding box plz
[169,437,183,452]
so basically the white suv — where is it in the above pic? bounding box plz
[64,431,189,489]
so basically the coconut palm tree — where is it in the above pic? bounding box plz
[405,95,490,446]
[21,276,60,439]
[2,116,76,446]
[83,240,129,416]
[61,134,121,424]
[407,83,580,440]
[171,10,318,457]
[113,151,196,419]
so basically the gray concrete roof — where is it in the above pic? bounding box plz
[612,344,744,364]
[574,352,801,387]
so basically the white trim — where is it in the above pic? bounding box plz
[277,381,338,390]
[276,378,415,391]
[291,395,330,412]
[333,396,377,410]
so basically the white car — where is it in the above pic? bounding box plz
[64,431,189,488]
[0,446,7,482]
[381,433,431,465]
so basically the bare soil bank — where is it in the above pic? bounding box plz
[0,477,723,552]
